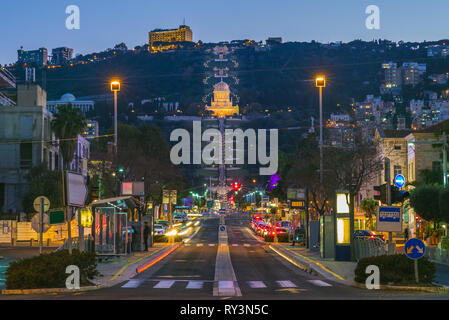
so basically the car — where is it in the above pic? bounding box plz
[354,230,385,241]
[153,224,166,235]
[267,225,288,236]
[276,221,291,231]
[256,222,271,236]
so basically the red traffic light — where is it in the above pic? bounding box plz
[232,182,241,191]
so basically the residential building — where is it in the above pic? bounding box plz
[17,47,48,66]
[51,47,74,65]
[0,84,59,214]
[83,120,99,138]
[266,37,282,46]
[47,93,94,114]
[148,25,193,53]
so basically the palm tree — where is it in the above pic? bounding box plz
[51,104,87,170]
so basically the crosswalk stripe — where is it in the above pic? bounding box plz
[232,244,239,246]
[184,244,191,246]
[154,280,176,288]
[276,280,297,288]
[121,279,143,288]
[186,281,204,289]
[247,281,267,288]
[308,280,332,287]
[196,244,203,247]
[218,280,234,289]
[208,244,216,246]
[243,244,251,247]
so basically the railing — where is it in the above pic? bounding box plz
[354,237,387,260]
[56,236,91,252]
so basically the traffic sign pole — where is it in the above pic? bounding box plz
[40,197,44,254]
[414,260,419,284]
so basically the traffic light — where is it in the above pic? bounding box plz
[118,167,125,173]
[373,185,381,201]
[373,184,409,204]
[232,181,241,191]
[391,186,409,204]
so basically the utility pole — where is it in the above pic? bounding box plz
[39,197,44,254]
[443,132,447,188]
[385,158,394,255]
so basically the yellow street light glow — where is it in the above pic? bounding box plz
[178,227,192,236]
[165,229,178,236]
[315,76,326,88]
[186,222,192,226]
[194,221,200,226]
[110,80,121,92]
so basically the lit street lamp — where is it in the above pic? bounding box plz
[315,76,326,185]
[110,80,121,159]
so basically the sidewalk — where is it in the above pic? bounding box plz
[270,243,357,286]
[91,243,178,288]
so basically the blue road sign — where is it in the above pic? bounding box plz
[219,225,226,232]
[404,238,426,259]
[378,206,401,223]
[394,174,406,188]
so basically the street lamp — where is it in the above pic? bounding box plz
[110,80,121,160]
[315,76,326,185]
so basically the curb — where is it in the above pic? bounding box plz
[351,281,449,293]
[2,284,107,295]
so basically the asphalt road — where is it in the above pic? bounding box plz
[3,214,449,300]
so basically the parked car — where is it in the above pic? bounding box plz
[354,230,385,241]
[256,222,271,236]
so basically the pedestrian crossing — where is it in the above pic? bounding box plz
[183,243,263,247]
[120,279,332,290]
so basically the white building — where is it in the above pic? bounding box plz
[47,93,94,114]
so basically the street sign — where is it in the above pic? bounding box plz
[162,189,177,204]
[404,238,426,260]
[121,181,145,196]
[49,210,65,224]
[67,172,87,207]
[376,206,402,232]
[31,213,50,233]
[219,225,226,232]
[291,200,306,209]
[262,196,269,202]
[287,188,306,200]
[394,174,405,188]
[33,196,50,213]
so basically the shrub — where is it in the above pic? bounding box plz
[354,254,435,285]
[263,233,289,243]
[153,235,183,243]
[5,250,99,290]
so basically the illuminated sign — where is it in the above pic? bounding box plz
[394,174,405,188]
[291,200,305,208]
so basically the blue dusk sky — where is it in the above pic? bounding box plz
[1,0,449,64]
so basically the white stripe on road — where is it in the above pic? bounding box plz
[232,244,239,247]
[276,280,297,288]
[248,281,267,288]
[153,280,176,288]
[186,281,204,289]
[218,280,234,289]
[184,244,191,246]
[308,280,332,287]
[121,279,143,288]
[196,244,204,247]
[243,244,251,247]
[209,244,216,246]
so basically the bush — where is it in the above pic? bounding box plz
[354,254,435,285]
[153,235,183,243]
[5,250,99,290]
[263,233,289,243]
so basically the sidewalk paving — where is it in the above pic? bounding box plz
[91,243,176,288]
[270,243,357,286]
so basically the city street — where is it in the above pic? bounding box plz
[3,215,449,300]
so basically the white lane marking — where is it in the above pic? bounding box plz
[186,281,204,289]
[218,280,234,289]
[153,280,176,288]
[196,244,204,247]
[308,280,332,287]
[121,279,143,288]
[184,244,191,246]
[232,244,239,247]
[243,244,251,247]
[248,281,267,288]
[209,244,216,246]
[276,280,297,288]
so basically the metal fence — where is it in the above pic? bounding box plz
[354,237,387,260]
[425,246,449,264]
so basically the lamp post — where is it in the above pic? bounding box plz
[315,76,326,185]
[110,80,121,160]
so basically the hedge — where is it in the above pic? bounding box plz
[6,250,99,290]
[354,254,435,285]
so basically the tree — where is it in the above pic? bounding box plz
[22,164,63,217]
[51,104,87,169]
[410,185,442,227]
[360,198,378,230]
[439,187,449,223]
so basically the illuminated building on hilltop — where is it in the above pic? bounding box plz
[148,25,193,53]
[205,81,239,117]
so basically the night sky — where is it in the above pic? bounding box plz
[2,0,449,64]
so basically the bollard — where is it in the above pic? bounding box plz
[47,238,50,247]
[11,238,15,247]
[30,239,33,247]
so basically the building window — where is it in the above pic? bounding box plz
[394,165,402,177]
[20,116,33,139]
[394,145,401,150]
[20,143,33,169]
[432,161,442,173]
